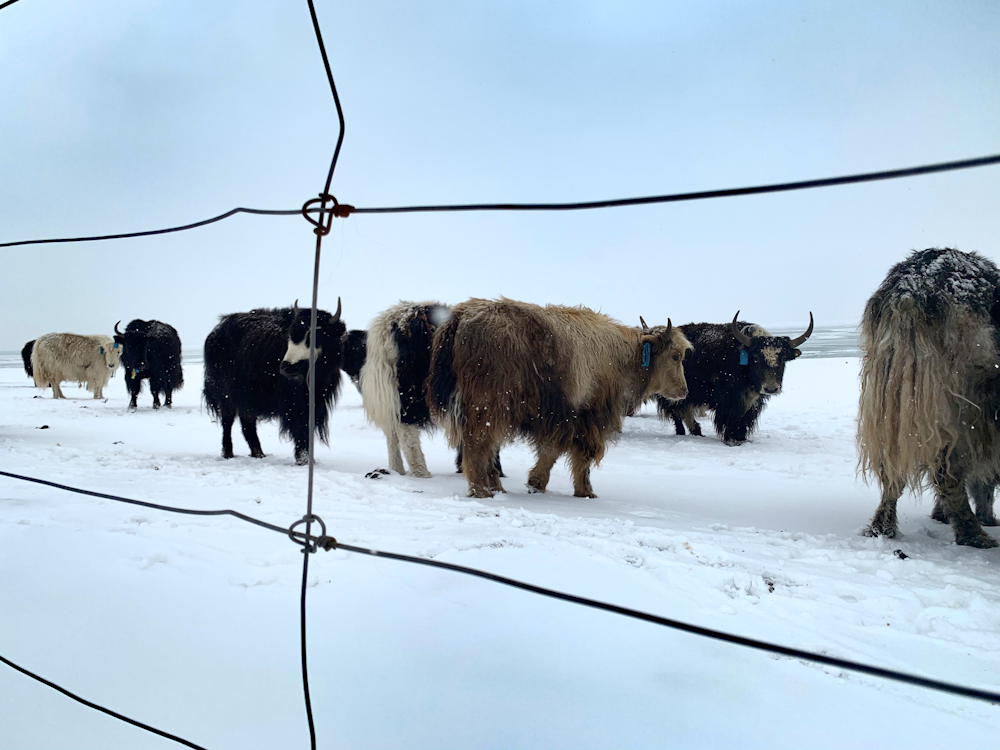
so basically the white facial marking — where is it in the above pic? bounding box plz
[762,346,780,367]
[283,340,316,365]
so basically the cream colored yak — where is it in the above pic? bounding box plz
[31,333,122,399]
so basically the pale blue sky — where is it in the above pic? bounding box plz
[1,0,998,351]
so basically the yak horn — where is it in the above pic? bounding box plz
[730,311,752,347]
[639,315,649,332]
[114,320,123,337]
[665,318,672,340]
[789,312,814,347]
[293,299,299,316]
[332,296,342,323]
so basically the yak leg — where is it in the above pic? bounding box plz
[935,468,998,548]
[152,389,161,410]
[386,426,406,475]
[240,413,266,459]
[221,412,236,459]
[672,416,686,436]
[484,446,504,493]
[527,442,561,494]
[462,432,502,498]
[969,480,998,527]
[399,424,431,478]
[164,389,173,409]
[864,468,903,539]
[51,380,64,399]
[683,406,703,436]
[456,445,503,477]
[569,448,597,499]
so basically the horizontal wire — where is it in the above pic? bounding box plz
[0,0,23,11]
[0,652,210,750]
[3,469,998,705]
[2,153,998,249]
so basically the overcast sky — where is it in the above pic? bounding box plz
[1,0,998,352]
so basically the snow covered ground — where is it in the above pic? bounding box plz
[1,346,998,749]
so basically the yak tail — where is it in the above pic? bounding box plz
[427,314,462,446]
[857,298,998,490]
[360,313,402,432]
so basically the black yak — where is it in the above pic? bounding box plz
[203,300,345,465]
[858,248,1000,548]
[657,313,813,445]
[21,340,34,378]
[114,320,183,410]
[428,298,691,498]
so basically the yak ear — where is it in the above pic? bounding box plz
[792,348,802,359]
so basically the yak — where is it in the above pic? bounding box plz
[348,301,502,478]
[114,320,184,410]
[21,340,35,378]
[428,298,691,498]
[31,333,122,399]
[858,248,1000,548]
[657,313,813,445]
[203,300,345,465]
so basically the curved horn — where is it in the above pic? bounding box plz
[332,296,342,323]
[114,320,123,337]
[665,318,672,340]
[639,315,649,332]
[293,299,299,317]
[789,311,814,347]
[730,311,752,347]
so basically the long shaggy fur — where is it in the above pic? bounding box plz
[428,298,691,498]
[115,319,184,410]
[31,333,122,399]
[359,302,450,476]
[858,248,1000,547]
[203,306,345,464]
[657,320,806,445]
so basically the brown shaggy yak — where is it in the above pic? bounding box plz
[858,248,1000,548]
[428,298,692,498]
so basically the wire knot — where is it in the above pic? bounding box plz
[301,194,353,235]
[288,514,328,553]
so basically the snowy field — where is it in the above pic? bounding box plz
[1,344,999,749]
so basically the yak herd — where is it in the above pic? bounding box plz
[17,247,1000,548]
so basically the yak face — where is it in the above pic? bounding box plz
[743,336,800,395]
[641,319,692,401]
[280,298,344,382]
[100,340,123,372]
[115,321,149,377]
[730,312,813,396]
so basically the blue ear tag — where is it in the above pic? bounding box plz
[99,346,104,355]
[739,350,748,366]
[642,342,651,368]
[113,342,119,349]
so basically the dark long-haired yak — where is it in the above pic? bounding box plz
[657,313,813,445]
[114,319,183,410]
[858,248,1000,548]
[428,298,691,498]
[203,300,345,465]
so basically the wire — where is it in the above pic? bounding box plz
[0,0,23,11]
[3,470,998,706]
[2,153,998,249]
[0,652,210,750]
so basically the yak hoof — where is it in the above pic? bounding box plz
[468,487,494,499]
[222,452,234,460]
[410,468,432,479]
[722,437,746,447]
[979,514,999,527]
[251,450,266,459]
[574,491,598,499]
[930,502,949,524]
[955,532,999,549]
[862,523,896,539]
[526,485,543,495]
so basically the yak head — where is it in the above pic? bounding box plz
[341,329,368,389]
[729,311,813,396]
[280,298,345,383]
[114,320,149,378]
[639,316,693,401]
[99,335,123,372]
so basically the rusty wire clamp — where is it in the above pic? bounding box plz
[301,194,354,236]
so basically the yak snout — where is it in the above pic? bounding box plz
[279,358,308,383]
